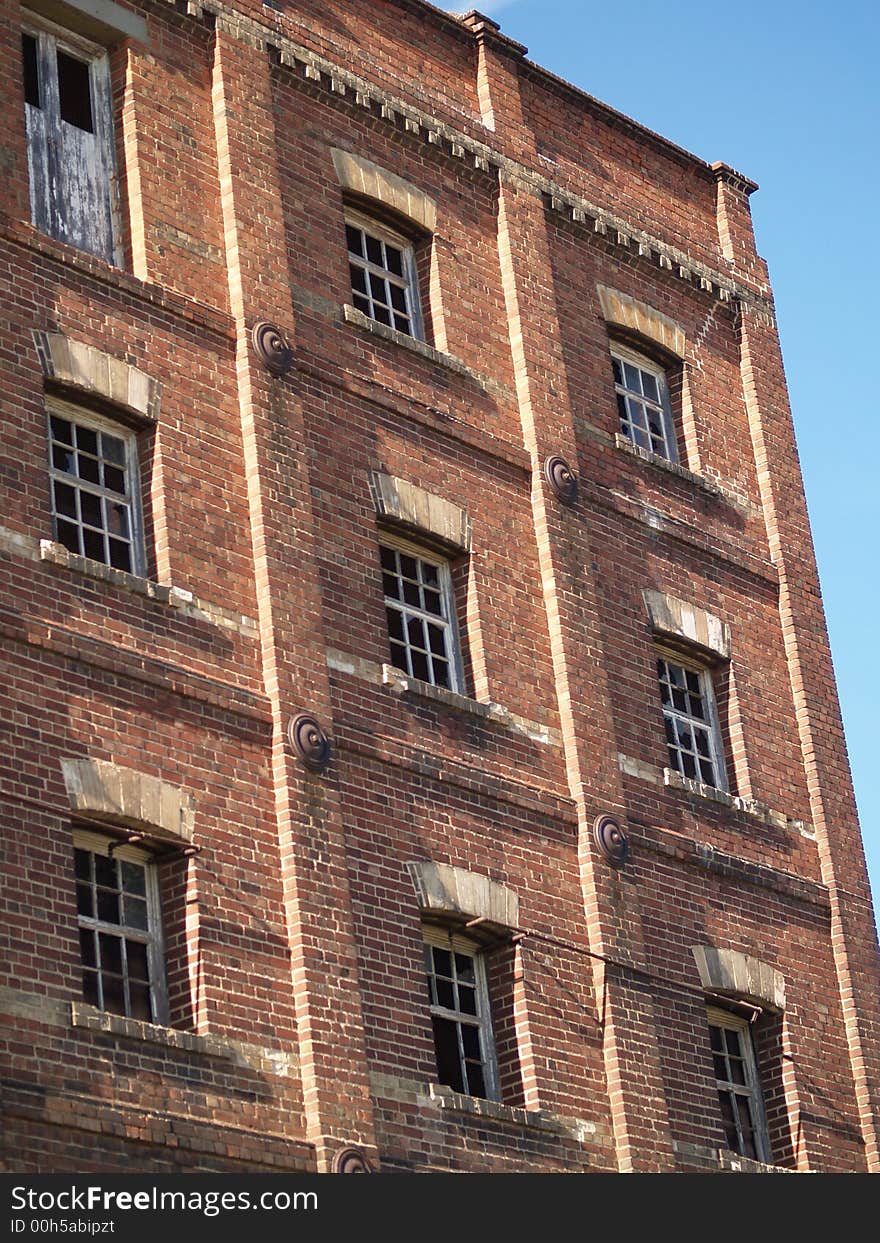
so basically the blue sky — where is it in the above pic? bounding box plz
[442,1,880,914]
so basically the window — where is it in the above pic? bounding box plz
[707,1007,770,1162]
[345,210,423,339]
[73,831,165,1023]
[657,652,726,790]
[380,536,462,692]
[423,927,498,1101]
[612,344,677,462]
[47,398,144,574]
[22,20,118,262]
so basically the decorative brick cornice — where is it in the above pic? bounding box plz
[162,0,774,314]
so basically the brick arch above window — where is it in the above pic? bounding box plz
[691,945,786,1012]
[60,758,195,848]
[597,284,686,360]
[32,330,161,422]
[405,861,519,931]
[330,149,437,234]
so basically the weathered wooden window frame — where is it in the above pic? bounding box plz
[345,208,425,340]
[73,828,168,1025]
[22,13,121,264]
[47,394,146,576]
[423,924,500,1102]
[656,646,728,791]
[706,1005,771,1163]
[611,342,678,463]
[379,531,464,694]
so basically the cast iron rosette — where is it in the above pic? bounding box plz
[543,454,578,505]
[331,1146,375,1174]
[251,320,294,377]
[288,713,332,771]
[593,813,629,866]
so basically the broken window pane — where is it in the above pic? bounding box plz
[57,50,93,132]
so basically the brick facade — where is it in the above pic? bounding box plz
[1,0,878,1174]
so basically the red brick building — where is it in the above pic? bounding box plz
[2,0,878,1174]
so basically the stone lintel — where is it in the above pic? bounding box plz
[368,471,471,553]
[691,945,785,1012]
[60,758,194,845]
[597,285,686,359]
[644,590,731,661]
[406,860,519,930]
[331,149,437,233]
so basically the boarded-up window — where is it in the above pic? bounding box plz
[22,24,118,264]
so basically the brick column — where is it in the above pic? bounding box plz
[494,170,676,1171]
[738,299,880,1170]
[211,23,377,1171]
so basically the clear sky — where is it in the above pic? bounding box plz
[442,0,880,915]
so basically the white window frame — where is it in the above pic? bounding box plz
[73,828,167,1025]
[21,12,121,264]
[707,1005,771,1164]
[423,924,499,1102]
[611,341,678,463]
[379,531,464,694]
[656,647,728,792]
[47,394,146,576]
[345,207,424,340]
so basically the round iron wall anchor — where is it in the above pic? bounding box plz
[331,1146,375,1174]
[251,321,293,377]
[288,713,332,771]
[593,814,629,866]
[543,455,578,505]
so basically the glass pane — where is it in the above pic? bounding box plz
[465,1060,486,1100]
[352,293,370,315]
[120,862,145,895]
[432,948,452,977]
[729,1057,747,1087]
[101,974,126,1016]
[386,608,404,642]
[389,283,407,313]
[56,519,80,555]
[612,357,623,384]
[107,502,129,538]
[712,1053,728,1081]
[76,882,93,918]
[421,562,439,587]
[435,978,455,1010]
[349,264,368,295]
[432,1016,464,1093]
[346,225,363,257]
[79,928,96,967]
[736,1097,758,1158]
[74,849,91,881]
[698,757,717,786]
[368,271,387,302]
[82,529,105,561]
[388,641,408,672]
[399,555,418,580]
[52,444,76,473]
[102,434,126,466]
[104,466,126,496]
[99,933,123,975]
[51,415,74,444]
[427,624,447,656]
[393,314,411,335]
[682,752,697,779]
[432,659,450,689]
[125,939,150,982]
[422,588,443,617]
[94,854,116,889]
[96,887,120,924]
[642,371,660,402]
[410,649,430,682]
[57,50,93,131]
[365,235,383,266]
[454,954,475,984]
[402,578,421,607]
[79,492,102,528]
[373,304,391,326]
[81,970,99,1008]
[458,985,478,1017]
[108,539,132,572]
[623,362,641,392]
[461,1025,482,1060]
[385,246,404,278]
[78,455,101,486]
[53,481,77,519]
[128,983,152,1022]
[123,896,148,931]
[406,615,425,647]
[718,1091,739,1151]
[379,546,397,572]
[382,571,400,600]
[76,426,98,457]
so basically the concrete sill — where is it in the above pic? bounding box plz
[381,663,554,745]
[39,539,257,637]
[70,1002,236,1060]
[342,303,483,385]
[614,433,721,497]
[662,767,813,836]
[428,1084,596,1142]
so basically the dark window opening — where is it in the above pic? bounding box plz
[22,34,40,108]
[57,49,93,132]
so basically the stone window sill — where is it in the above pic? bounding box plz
[39,539,257,637]
[70,1001,236,1060]
[427,1084,596,1142]
[381,662,555,745]
[342,303,484,385]
[614,433,721,497]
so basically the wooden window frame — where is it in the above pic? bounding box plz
[707,1005,771,1163]
[47,394,146,576]
[379,531,464,694]
[21,13,121,264]
[611,341,678,463]
[423,924,500,1102]
[345,207,424,340]
[656,646,728,792]
[73,828,168,1025]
